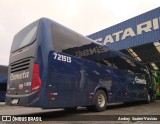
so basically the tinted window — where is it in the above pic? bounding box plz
[99,50,147,74]
[52,24,93,55]
[11,20,39,52]
[99,51,128,70]
[52,23,110,62]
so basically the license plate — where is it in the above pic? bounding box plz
[12,99,19,104]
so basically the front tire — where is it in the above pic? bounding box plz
[88,90,107,112]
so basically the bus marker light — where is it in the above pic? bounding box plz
[50,93,54,96]
[50,93,58,96]
[51,98,56,101]
[53,93,58,95]
[89,96,93,99]
[89,93,94,95]
[109,93,112,95]
[25,90,29,93]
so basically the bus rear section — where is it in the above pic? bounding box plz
[5,19,43,107]
[6,58,42,106]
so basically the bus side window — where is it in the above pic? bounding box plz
[79,42,99,62]
[52,24,80,55]
[110,52,128,71]
[99,50,113,67]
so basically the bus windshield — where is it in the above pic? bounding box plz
[11,20,39,52]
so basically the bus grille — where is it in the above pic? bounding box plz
[10,58,30,73]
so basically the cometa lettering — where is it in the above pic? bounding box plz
[10,71,29,81]
[95,18,160,45]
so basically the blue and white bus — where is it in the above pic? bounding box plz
[0,65,8,102]
[6,18,154,111]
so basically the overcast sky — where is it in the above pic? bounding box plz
[0,0,159,66]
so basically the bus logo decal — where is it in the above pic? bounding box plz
[135,76,146,84]
[10,71,29,81]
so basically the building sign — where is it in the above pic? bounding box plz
[88,7,160,50]
[95,18,160,45]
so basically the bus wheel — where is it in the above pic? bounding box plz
[92,90,107,112]
[146,94,151,104]
[64,107,77,111]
